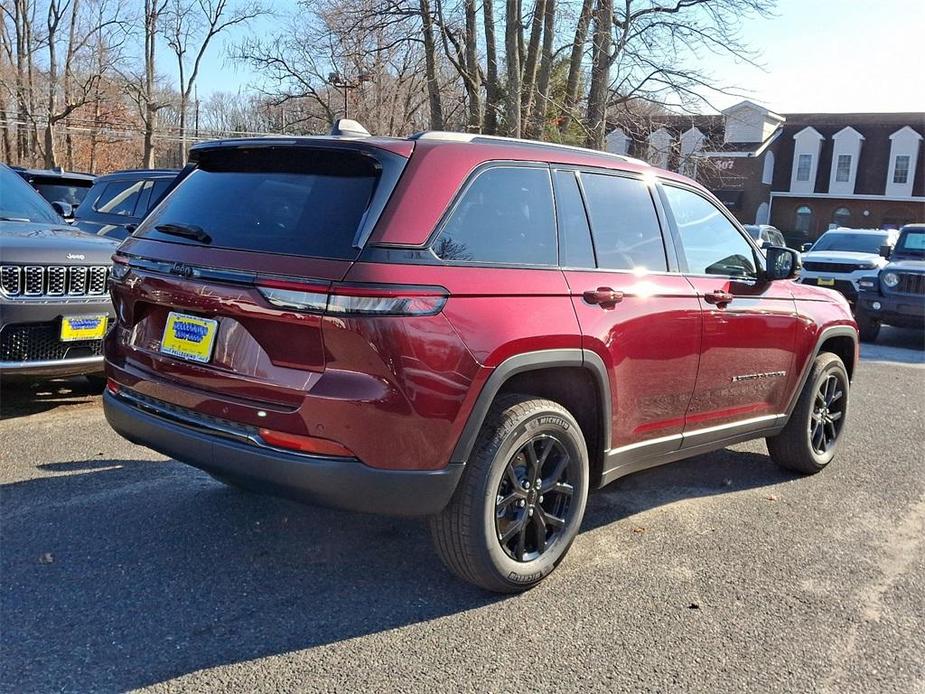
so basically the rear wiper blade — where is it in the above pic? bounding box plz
[155,223,212,244]
[0,216,31,222]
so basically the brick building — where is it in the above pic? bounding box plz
[607,102,925,240]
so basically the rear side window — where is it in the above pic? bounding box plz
[580,173,667,272]
[94,180,145,216]
[553,170,595,268]
[146,179,172,212]
[136,148,380,259]
[434,166,557,266]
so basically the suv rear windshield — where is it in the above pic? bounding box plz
[135,148,381,259]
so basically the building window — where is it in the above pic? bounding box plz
[795,205,813,234]
[761,151,775,185]
[796,154,812,182]
[835,155,852,183]
[832,207,851,227]
[893,155,911,184]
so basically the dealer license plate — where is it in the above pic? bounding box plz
[60,315,108,342]
[160,312,218,363]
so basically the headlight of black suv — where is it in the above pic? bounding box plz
[881,271,900,289]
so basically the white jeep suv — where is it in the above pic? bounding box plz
[800,228,900,303]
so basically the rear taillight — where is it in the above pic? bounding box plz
[111,255,130,281]
[257,278,331,312]
[256,278,447,316]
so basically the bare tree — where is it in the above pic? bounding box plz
[163,0,265,162]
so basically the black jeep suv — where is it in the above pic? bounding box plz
[0,164,118,383]
[855,224,925,342]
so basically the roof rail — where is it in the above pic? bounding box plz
[410,130,646,165]
[330,118,371,137]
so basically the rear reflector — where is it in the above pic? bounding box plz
[106,378,120,395]
[258,428,354,458]
[256,278,447,316]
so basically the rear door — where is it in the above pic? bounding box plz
[659,183,799,436]
[558,169,701,459]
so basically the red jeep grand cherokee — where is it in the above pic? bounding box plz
[104,128,858,592]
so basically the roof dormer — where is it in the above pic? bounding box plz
[885,125,922,197]
[606,128,629,156]
[790,126,824,194]
[647,128,672,169]
[678,126,705,175]
[828,126,865,195]
[722,100,785,144]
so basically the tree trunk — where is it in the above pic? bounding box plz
[526,0,554,139]
[483,0,500,134]
[14,0,28,162]
[419,0,444,130]
[464,0,481,131]
[559,0,593,135]
[585,0,612,150]
[0,103,12,162]
[44,2,60,168]
[142,0,158,168]
[178,92,188,163]
[89,94,100,173]
[520,0,546,124]
[63,0,79,170]
[504,0,522,137]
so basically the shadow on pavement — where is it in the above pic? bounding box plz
[860,326,924,365]
[1,446,787,692]
[0,377,102,420]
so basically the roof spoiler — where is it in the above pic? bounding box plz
[330,118,371,137]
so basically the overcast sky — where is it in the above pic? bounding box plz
[179,0,925,115]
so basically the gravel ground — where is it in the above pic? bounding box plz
[1,328,923,693]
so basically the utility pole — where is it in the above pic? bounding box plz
[328,72,371,119]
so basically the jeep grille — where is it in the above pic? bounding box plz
[0,265,109,297]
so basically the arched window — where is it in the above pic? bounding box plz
[832,207,851,228]
[755,202,770,225]
[761,151,775,185]
[795,205,813,234]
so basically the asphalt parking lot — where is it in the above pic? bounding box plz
[1,328,923,693]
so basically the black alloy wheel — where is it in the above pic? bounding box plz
[810,372,846,455]
[495,434,576,562]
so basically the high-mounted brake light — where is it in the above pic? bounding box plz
[256,278,447,316]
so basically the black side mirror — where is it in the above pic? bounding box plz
[800,242,813,253]
[51,200,73,218]
[879,244,892,259]
[765,246,801,281]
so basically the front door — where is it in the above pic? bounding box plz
[556,170,701,460]
[659,184,800,437]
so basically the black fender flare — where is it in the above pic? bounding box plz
[449,349,611,464]
[784,325,858,417]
